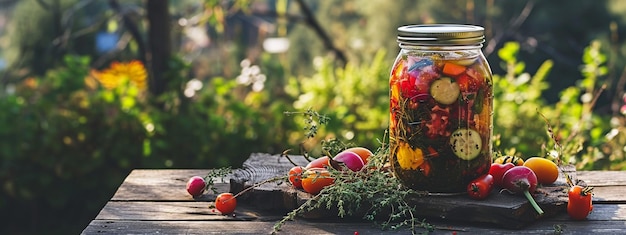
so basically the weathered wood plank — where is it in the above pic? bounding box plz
[110,153,307,202]
[91,201,626,223]
[110,169,231,202]
[577,171,626,186]
[580,204,626,221]
[82,215,626,235]
[107,165,621,203]
[82,165,626,235]
[587,186,626,203]
[230,154,580,228]
[575,171,626,203]
[233,153,310,188]
[228,153,315,211]
[94,201,261,221]
[93,199,626,222]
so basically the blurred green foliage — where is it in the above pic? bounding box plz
[492,41,625,171]
[492,41,555,156]
[285,50,389,154]
[0,54,301,234]
[0,56,146,233]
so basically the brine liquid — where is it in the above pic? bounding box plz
[389,50,493,193]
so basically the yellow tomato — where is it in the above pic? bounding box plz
[523,157,559,185]
[301,168,335,195]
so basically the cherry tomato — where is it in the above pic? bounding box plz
[488,163,515,187]
[467,174,494,200]
[305,156,330,169]
[455,73,479,92]
[288,166,304,189]
[301,168,335,195]
[567,185,593,220]
[215,192,237,215]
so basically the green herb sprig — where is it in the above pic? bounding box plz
[273,111,440,234]
[203,167,232,194]
[284,108,331,139]
[272,150,435,235]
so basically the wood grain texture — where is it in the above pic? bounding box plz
[111,169,231,202]
[229,154,576,228]
[577,171,626,186]
[81,153,626,235]
[83,209,626,235]
[229,153,312,212]
[94,201,260,221]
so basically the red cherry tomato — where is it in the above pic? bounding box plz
[488,163,515,187]
[305,156,330,169]
[455,73,479,92]
[567,185,593,220]
[467,174,494,200]
[215,193,237,215]
[288,166,304,189]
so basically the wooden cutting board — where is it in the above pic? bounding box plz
[230,153,574,229]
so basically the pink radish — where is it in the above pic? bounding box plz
[501,166,544,215]
[330,151,365,172]
[186,176,206,197]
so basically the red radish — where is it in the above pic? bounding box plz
[501,166,544,215]
[345,147,373,164]
[330,151,365,172]
[186,176,206,197]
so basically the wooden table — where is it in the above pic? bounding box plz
[82,157,626,234]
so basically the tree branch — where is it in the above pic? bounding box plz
[294,0,347,66]
[613,66,626,116]
[483,0,535,57]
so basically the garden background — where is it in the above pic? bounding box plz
[0,0,625,234]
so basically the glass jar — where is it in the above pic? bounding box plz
[389,24,493,193]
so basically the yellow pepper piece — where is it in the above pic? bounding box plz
[396,142,424,170]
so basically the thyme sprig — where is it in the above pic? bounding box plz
[272,152,435,235]
[538,84,604,186]
[272,110,438,234]
[284,108,331,139]
[284,108,332,161]
[203,167,232,194]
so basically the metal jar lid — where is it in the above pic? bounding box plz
[397,24,485,46]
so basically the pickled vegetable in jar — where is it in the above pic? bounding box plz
[389,24,493,193]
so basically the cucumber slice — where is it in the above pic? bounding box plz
[449,128,482,160]
[430,77,460,105]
